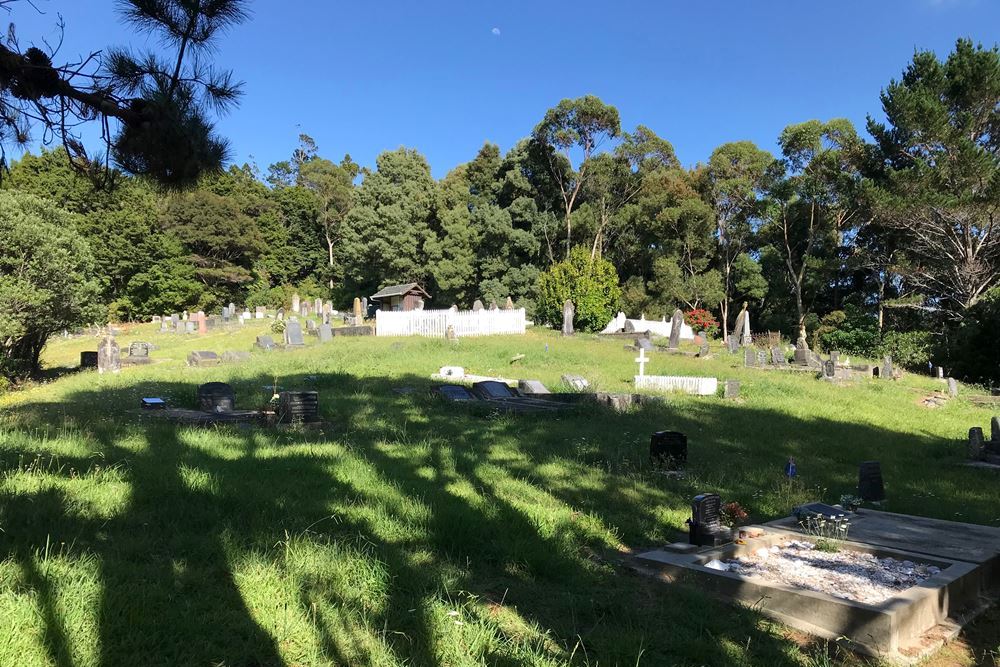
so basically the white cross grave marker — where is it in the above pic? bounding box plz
[635,347,649,378]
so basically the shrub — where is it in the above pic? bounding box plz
[0,192,103,377]
[535,246,622,332]
[684,308,719,337]
[876,330,934,370]
[815,307,879,357]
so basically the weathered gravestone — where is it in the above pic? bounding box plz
[505,296,514,310]
[306,319,316,332]
[518,379,550,395]
[472,299,485,312]
[744,347,756,367]
[829,350,840,367]
[697,339,711,358]
[185,321,196,334]
[353,297,363,323]
[318,324,333,342]
[724,380,740,399]
[822,360,836,380]
[187,351,221,367]
[174,318,184,334]
[489,301,498,311]
[255,306,266,319]
[277,308,285,321]
[80,351,98,368]
[284,320,305,347]
[794,326,810,365]
[969,427,986,460]
[291,293,300,313]
[314,298,322,315]
[221,351,251,364]
[858,461,886,502]
[881,356,894,380]
[255,335,277,350]
[562,374,589,391]
[770,347,786,366]
[97,336,120,374]
[948,377,958,397]
[668,309,684,349]
[636,337,654,351]
[756,350,767,366]
[333,325,373,337]
[129,342,151,357]
[561,300,575,336]
[197,382,235,413]
[197,311,207,335]
[446,325,457,342]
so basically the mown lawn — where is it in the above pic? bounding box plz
[1,321,998,666]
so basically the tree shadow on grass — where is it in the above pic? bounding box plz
[0,368,984,666]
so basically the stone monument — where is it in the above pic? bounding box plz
[561,299,575,336]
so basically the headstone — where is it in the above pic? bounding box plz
[222,306,230,321]
[472,381,517,400]
[255,306,266,320]
[446,325,457,342]
[353,297,363,322]
[881,356,893,380]
[324,300,333,316]
[128,342,151,358]
[185,321,196,334]
[505,296,514,310]
[756,350,767,366]
[306,319,316,331]
[437,384,475,402]
[936,366,945,379]
[858,461,886,502]
[744,347,756,367]
[228,302,235,316]
[97,336,120,374]
[724,380,740,399]
[278,391,319,423]
[318,324,333,342]
[650,431,687,470]
[770,346,786,366]
[80,351,98,368]
[992,417,1000,445]
[187,351,221,367]
[361,297,368,315]
[561,299,575,336]
[473,299,484,312]
[829,351,840,367]
[291,293,300,313]
[518,379,550,395]
[197,311,207,335]
[969,427,986,460]
[182,310,188,321]
[277,308,285,321]
[489,300,498,311]
[562,374,589,391]
[255,335,277,350]
[947,377,958,397]
[333,325,373,337]
[221,351,251,363]
[175,318,185,334]
[668,309,684,350]
[727,336,739,354]
[636,337,654,351]
[314,298,323,315]
[284,320,305,347]
[822,359,836,379]
[688,493,730,547]
[698,340,710,358]
[197,382,235,413]
[731,304,748,347]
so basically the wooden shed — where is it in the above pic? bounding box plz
[370,283,430,312]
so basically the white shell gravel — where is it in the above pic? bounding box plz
[720,540,941,605]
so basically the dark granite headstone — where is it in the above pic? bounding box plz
[284,320,305,347]
[858,461,885,502]
[668,309,683,349]
[197,382,235,413]
[278,391,319,423]
[473,381,517,400]
[650,431,686,470]
[80,351,98,368]
[689,493,731,547]
[969,427,986,460]
[822,360,836,379]
[437,384,476,401]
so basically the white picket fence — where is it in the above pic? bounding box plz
[375,308,526,338]
[635,375,718,396]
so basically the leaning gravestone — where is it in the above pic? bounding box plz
[637,337,654,351]
[947,377,958,398]
[284,320,305,347]
[698,340,711,358]
[731,304,748,347]
[97,336,121,374]
[518,379,550,395]
[255,335,277,350]
[318,324,333,342]
[858,461,886,502]
[561,299,575,336]
[561,374,589,391]
[668,309,684,350]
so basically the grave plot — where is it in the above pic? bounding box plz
[636,506,1000,662]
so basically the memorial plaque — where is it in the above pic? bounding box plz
[278,391,319,423]
[437,384,476,401]
[197,382,235,413]
[472,381,517,400]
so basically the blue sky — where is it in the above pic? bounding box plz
[10,0,1000,177]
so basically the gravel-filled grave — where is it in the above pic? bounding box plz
[708,540,942,605]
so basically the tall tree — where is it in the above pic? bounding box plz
[532,95,621,257]
[706,141,775,340]
[299,154,358,289]
[0,0,248,186]
[868,38,1000,318]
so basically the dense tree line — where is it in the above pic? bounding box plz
[1,39,999,383]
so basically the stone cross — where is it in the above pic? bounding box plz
[561,299,575,336]
[635,347,649,377]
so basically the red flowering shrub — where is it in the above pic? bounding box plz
[722,501,749,528]
[684,308,720,337]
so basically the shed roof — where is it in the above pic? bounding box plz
[370,283,431,300]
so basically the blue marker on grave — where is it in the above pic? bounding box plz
[785,457,797,478]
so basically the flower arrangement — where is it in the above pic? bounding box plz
[684,308,720,338]
[839,494,862,511]
[721,501,749,528]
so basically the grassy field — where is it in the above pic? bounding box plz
[1,320,999,666]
